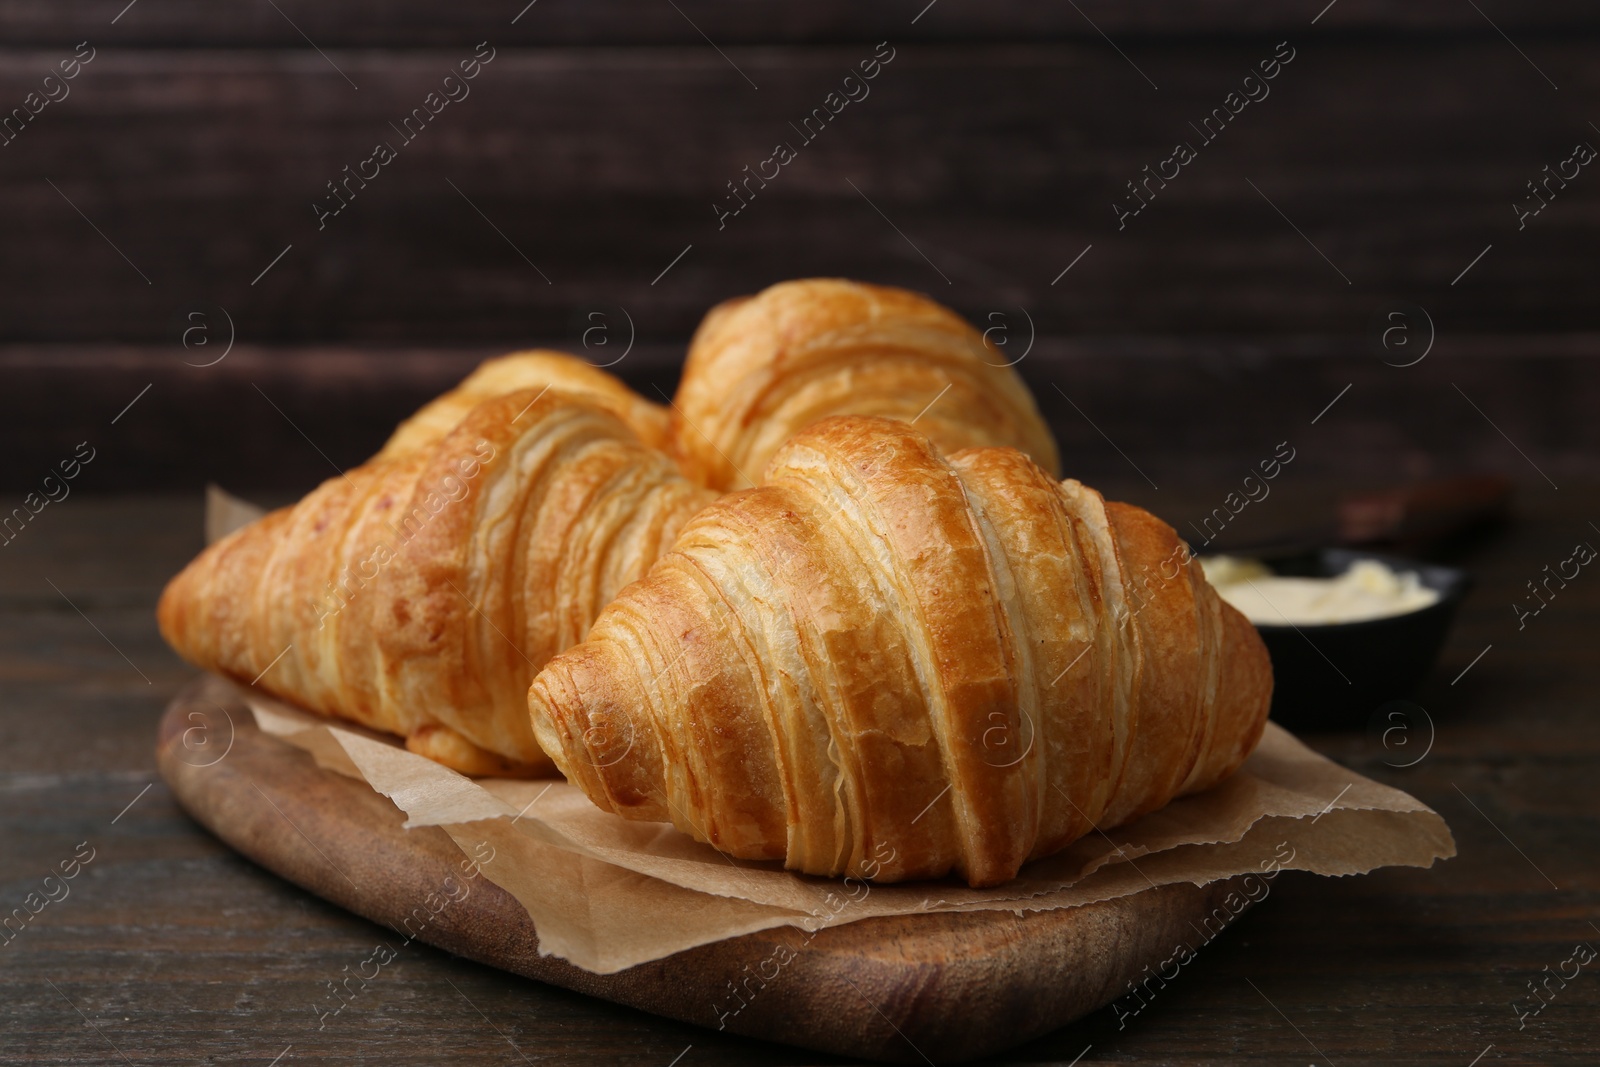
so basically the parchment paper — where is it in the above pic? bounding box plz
[205,488,1456,975]
[244,689,1454,974]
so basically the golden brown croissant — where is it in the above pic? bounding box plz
[159,380,714,776]
[529,416,1271,887]
[379,349,670,459]
[668,278,1060,491]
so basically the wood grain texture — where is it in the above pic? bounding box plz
[156,674,1256,1063]
[0,39,1594,344]
[1,489,1598,1063]
[4,337,1598,494]
[7,1,1598,48]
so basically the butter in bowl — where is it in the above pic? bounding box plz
[1201,550,1470,731]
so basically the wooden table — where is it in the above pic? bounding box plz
[1,484,1595,1066]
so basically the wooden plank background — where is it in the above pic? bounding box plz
[9,1,1600,46]
[0,38,1594,343]
[2,337,1597,499]
[0,3,1594,488]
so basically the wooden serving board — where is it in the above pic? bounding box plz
[157,676,1253,1064]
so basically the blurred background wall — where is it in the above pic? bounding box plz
[0,1,1595,499]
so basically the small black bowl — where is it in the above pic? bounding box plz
[1236,548,1471,732]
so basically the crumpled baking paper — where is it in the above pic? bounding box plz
[244,688,1454,974]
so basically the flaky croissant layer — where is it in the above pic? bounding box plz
[529,416,1272,888]
[670,279,1060,491]
[159,372,713,776]
[379,349,671,460]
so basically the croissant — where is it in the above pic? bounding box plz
[668,278,1060,491]
[378,349,670,459]
[529,416,1272,887]
[159,367,714,776]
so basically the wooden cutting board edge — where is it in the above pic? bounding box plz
[156,675,1254,1064]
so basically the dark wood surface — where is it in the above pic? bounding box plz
[11,1,1600,47]
[155,675,1255,1064]
[1,473,1596,1064]
[5,335,1600,494]
[0,16,1596,350]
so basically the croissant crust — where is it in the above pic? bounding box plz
[529,416,1271,887]
[159,367,712,775]
[669,278,1060,490]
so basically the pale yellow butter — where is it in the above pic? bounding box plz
[1201,556,1440,626]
